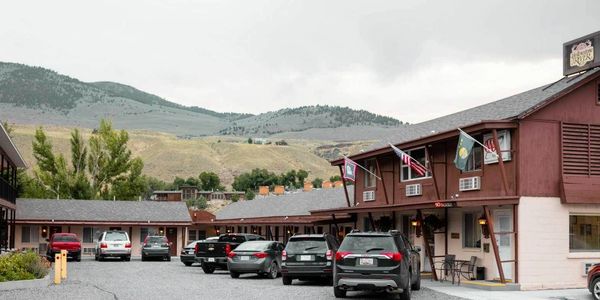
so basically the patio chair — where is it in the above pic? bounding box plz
[431,254,456,282]
[457,256,478,281]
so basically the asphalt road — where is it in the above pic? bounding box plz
[0,257,466,300]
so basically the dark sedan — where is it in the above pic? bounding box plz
[180,237,218,266]
[281,234,339,285]
[227,240,284,279]
[141,236,172,261]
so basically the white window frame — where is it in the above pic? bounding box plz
[364,159,376,188]
[462,211,482,249]
[464,139,483,172]
[21,226,38,244]
[400,147,432,182]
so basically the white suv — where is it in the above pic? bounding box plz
[95,231,132,261]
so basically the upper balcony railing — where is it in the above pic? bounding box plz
[0,176,16,205]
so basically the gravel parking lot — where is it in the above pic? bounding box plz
[0,257,465,300]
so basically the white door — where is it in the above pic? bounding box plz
[493,209,513,281]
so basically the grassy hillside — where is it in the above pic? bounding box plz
[11,125,370,187]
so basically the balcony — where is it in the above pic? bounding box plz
[0,176,16,205]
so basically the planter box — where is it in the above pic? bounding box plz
[0,273,51,291]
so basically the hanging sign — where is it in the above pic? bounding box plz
[483,130,511,164]
[563,31,600,76]
[434,201,456,208]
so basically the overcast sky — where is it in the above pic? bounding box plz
[1,0,599,123]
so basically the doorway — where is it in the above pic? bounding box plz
[493,209,513,280]
[166,227,178,256]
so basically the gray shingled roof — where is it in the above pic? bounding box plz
[16,199,191,223]
[370,68,600,150]
[215,187,354,220]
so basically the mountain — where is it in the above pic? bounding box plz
[0,62,403,140]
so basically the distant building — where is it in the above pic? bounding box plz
[152,190,183,202]
[152,188,244,202]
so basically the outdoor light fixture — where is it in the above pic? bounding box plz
[411,219,419,227]
[479,215,490,239]
[41,226,48,238]
[478,216,487,225]
[159,227,164,235]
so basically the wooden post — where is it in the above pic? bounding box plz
[368,212,376,231]
[513,204,519,283]
[444,207,448,256]
[375,158,389,205]
[427,146,441,201]
[61,250,67,279]
[338,165,352,207]
[492,129,510,196]
[484,205,506,283]
[417,210,437,281]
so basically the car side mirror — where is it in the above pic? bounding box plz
[415,246,421,252]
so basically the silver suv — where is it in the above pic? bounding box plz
[95,231,132,261]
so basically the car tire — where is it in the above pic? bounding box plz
[282,276,292,285]
[98,255,104,262]
[399,272,412,300]
[141,255,146,262]
[184,262,193,266]
[94,255,98,261]
[75,255,81,262]
[411,268,421,291]
[333,286,346,298]
[230,271,240,279]
[166,256,171,262]
[202,265,215,274]
[125,256,131,262]
[267,262,278,279]
[592,277,600,300]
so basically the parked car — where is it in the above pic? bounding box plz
[141,236,172,261]
[180,237,218,266]
[227,240,284,279]
[95,230,132,261]
[195,233,264,274]
[46,233,82,262]
[333,230,421,299]
[588,263,600,300]
[281,233,339,285]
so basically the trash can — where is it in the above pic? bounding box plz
[476,267,485,280]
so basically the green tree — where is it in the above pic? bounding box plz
[186,195,208,209]
[245,190,255,200]
[296,169,309,188]
[329,175,342,182]
[247,138,253,144]
[231,194,240,202]
[311,178,323,188]
[1,121,14,138]
[199,171,224,191]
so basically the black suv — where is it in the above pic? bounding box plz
[333,230,421,299]
[281,234,339,285]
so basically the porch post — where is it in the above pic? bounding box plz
[513,204,519,283]
[484,205,506,283]
[492,129,510,196]
[367,212,376,231]
[417,209,437,281]
[338,165,352,207]
[426,146,441,200]
[375,158,389,205]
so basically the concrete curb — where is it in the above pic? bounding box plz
[0,273,52,291]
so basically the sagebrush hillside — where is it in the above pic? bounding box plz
[0,61,403,141]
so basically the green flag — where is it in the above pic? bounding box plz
[454,131,475,171]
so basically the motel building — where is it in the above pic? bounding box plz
[311,32,600,290]
[14,199,192,257]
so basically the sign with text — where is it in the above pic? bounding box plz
[483,130,511,165]
[564,31,600,76]
[434,201,456,208]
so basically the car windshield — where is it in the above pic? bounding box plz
[219,235,246,243]
[53,235,78,242]
[338,235,397,254]
[286,238,327,253]
[146,236,167,244]
[235,241,271,251]
[105,232,128,242]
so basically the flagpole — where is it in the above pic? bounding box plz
[388,143,430,173]
[343,156,382,180]
[457,128,499,157]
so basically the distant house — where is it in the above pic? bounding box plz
[0,122,27,252]
[15,199,191,257]
[153,187,244,202]
[152,190,183,202]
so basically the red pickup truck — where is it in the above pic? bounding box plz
[46,233,82,262]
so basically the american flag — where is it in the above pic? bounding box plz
[389,144,427,176]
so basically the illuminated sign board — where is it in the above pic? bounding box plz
[564,31,600,76]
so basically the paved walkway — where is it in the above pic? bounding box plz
[423,280,593,300]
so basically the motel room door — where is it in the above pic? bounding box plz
[493,209,513,281]
[166,227,178,256]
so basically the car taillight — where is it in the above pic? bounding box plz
[382,252,403,262]
[326,250,333,261]
[335,251,351,261]
[195,243,199,253]
[225,244,231,255]
[227,251,237,258]
[282,250,287,261]
[100,242,108,249]
[125,242,132,248]
[254,252,268,259]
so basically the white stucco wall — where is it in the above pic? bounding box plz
[518,196,600,290]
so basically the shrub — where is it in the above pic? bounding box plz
[0,251,50,282]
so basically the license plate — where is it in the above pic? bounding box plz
[299,255,313,261]
[112,244,121,248]
[240,256,250,261]
[359,258,374,266]
[208,258,215,262]
[187,250,194,254]
[152,245,160,248]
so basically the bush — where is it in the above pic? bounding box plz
[0,251,50,282]
[245,190,255,200]
[231,194,240,202]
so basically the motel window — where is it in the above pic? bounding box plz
[140,227,149,243]
[463,212,482,248]
[83,227,101,243]
[21,226,38,244]
[400,147,431,181]
[189,230,197,241]
[364,159,376,188]
[570,215,600,251]
[464,136,483,172]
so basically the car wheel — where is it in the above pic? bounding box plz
[75,255,81,262]
[94,255,98,261]
[282,276,292,285]
[593,277,600,300]
[202,265,215,274]
[333,286,346,298]
[166,256,171,262]
[267,262,278,279]
[98,255,104,262]
[141,255,146,262]
[399,272,412,300]
[125,256,131,262]
[411,268,421,291]
[230,271,240,279]
[184,262,193,266]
